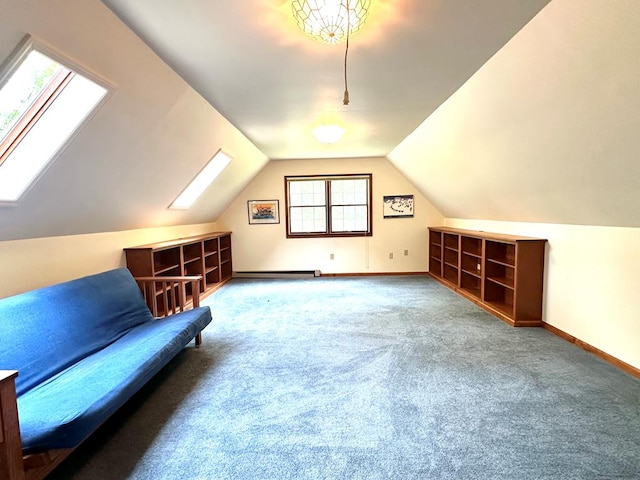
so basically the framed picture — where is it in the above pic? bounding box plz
[248,199,280,224]
[383,195,414,218]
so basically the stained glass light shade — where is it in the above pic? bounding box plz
[291,0,371,44]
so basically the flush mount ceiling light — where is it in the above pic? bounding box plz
[312,124,345,144]
[291,0,371,45]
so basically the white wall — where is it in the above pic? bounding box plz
[446,219,640,370]
[217,157,443,274]
[0,222,219,299]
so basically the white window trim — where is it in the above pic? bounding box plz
[0,35,114,205]
[169,149,233,210]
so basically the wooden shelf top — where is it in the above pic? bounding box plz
[428,226,546,243]
[125,231,232,250]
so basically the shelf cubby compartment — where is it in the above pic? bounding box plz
[460,270,481,299]
[428,229,443,276]
[443,247,459,267]
[485,260,515,289]
[204,252,219,271]
[461,236,482,257]
[183,242,204,279]
[205,269,221,286]
[152,248,180,275]
[443,233,459,251]
[203,238,219,257]
[219,236,232,281]
[461,252,482,277]
[183,259,203,278]
[443,263,459,285]
[204,250,221,287]
[220,234,231,251]
[485,240,515,266]
[429,230,442,249]
[429,256,442,276]
[443,232,460,287]
[183,242,202,263]
[484,280,514,317]
[220,259,232,281]
[155,264,182,277]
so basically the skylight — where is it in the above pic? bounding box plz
[0,38,109,203]
[169,149,232,209]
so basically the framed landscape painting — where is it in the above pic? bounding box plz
[383,195,414,218]
[248,200,280,224]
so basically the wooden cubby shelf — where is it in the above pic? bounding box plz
[428,227,547,327]
[428,229,443,276]
[125,231,232,315]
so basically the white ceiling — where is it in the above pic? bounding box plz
[8,1,636,241]
[100,0,550,160]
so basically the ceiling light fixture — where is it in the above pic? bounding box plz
[292,0,371,106]
[291,0,371,45]
[312,124,345,144]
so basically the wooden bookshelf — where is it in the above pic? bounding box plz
[125,232,232,315]
[428,229,443,276]
[442,232,460,286]
[428,227,546,327]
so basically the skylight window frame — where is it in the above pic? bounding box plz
[169,149,233,210]
[0,35,114,206]
[0,67,74,168]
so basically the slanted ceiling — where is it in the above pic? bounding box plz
[0,0,638,243]
[99,0,550,160]
[0,0,268,241]
[389,0,640,228]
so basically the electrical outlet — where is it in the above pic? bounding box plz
[404,249,409,256]
[389,252,393,259]
[330,253,334,260]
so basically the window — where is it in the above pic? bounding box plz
[285,174,372,238]
[0,37,109,203]
[169,149,232,209]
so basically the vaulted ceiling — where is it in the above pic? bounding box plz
[100,0,550,160]
[1,0,638,242]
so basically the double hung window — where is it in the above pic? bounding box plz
[285,174,372,238]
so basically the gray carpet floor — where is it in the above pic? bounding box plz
[48,275,640,479]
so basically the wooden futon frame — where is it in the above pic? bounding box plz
[0,276,202,480]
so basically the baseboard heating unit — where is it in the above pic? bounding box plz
[233,271,320,279]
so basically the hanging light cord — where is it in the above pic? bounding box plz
[343,0,351,105]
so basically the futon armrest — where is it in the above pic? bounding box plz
[0,370,25,480]
[0,370,18,384]
[134,276,203,317]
